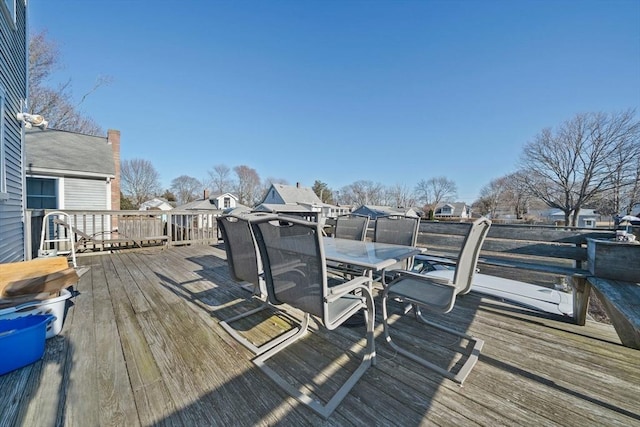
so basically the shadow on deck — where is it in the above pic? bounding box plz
[1,245,638,426]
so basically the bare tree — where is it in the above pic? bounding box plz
[503,171,536,219]
[623,154,640,214]
[475,177,508,218]
[28,30,110,136]
[120,159,161,208]
[234,165,261,206]
[170,175,201,205]
[263,177,289,187]
[475,172,535,220]
[603,131,640,215]
[414,177,458,215]
[208,164,232,194]
[520,110,640,225]
[340,180,385,206]
[386,184,416,208]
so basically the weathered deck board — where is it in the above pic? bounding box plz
[62,260,100,427]
[92,257,140,426]
[2,245,639,426]
[102,255,178,426]
[381,303,638,426]
[120,251,329,426]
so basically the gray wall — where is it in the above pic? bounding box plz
[0,1,27,262]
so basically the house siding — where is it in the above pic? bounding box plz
[62,178,112,237]
[0,0,27,262]
[64,178,110,210]
[262,188,285,204]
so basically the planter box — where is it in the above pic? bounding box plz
[587,239,640,283]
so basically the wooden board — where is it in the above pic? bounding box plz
[0,256,69,290]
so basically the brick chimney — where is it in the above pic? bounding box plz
[108,129,121,212]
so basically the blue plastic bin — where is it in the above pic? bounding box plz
[0,314,54,375]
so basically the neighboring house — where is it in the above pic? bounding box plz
[173,192,239,230]
[0,0,28,262]
[351,205,420,220]
[139,197,173,211]
[433,202,471,219]
[176,192,238,212]
[209,192,238,210]
[25,128,121,241]
[545,209,599,228]
[25,128,119,211]
[262,183,321,205]
[256,183,348,223]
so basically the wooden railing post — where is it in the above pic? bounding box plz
[166,212,173,247]
[569,276,591,326]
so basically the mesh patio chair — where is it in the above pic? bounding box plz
[250,215,376,419]
[216,213,304,355]
[374,215,420,284]
[328,214,370,278]
[381,217,491,384]
[334,214,370,241]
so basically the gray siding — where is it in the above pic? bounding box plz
[0,1,27,262]
[64,178,109,210]
[64,178,110,237]
[262,187,285,204]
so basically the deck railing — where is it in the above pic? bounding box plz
[26,209,220,259]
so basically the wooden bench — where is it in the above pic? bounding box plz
[584,277,640,349]
[408,221,640,349]
[52,218,168,252]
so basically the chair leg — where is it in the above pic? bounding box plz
[381,292,484,385]
[254,299,376,419]
[220,301,304,356]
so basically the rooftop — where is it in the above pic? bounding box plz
[25,128,116,177]
[2,246,638,426]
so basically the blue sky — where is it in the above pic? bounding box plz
[29,0,640,203]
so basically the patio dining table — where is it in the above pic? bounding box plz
[322,237,425,283]
[322,237,424,326]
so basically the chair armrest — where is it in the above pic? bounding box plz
[326,276,371,303]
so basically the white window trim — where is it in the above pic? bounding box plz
[0,86,8,201]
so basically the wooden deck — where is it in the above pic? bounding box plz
[1,245,639,426]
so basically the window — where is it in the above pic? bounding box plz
[224,197,231,208]
[27,177,57,209]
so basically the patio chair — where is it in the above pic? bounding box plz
[381,217,491,384]
[334,214,369,241]
[216,213,304,355]
[250,215,375,419]
[327,214,370,278]
[374,215,420,284]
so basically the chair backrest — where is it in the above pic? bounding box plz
[452,217,492,295]
[373,216,419,247]
[216,213,276,286]
[334,214,369,241]
[251,216,326,318]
